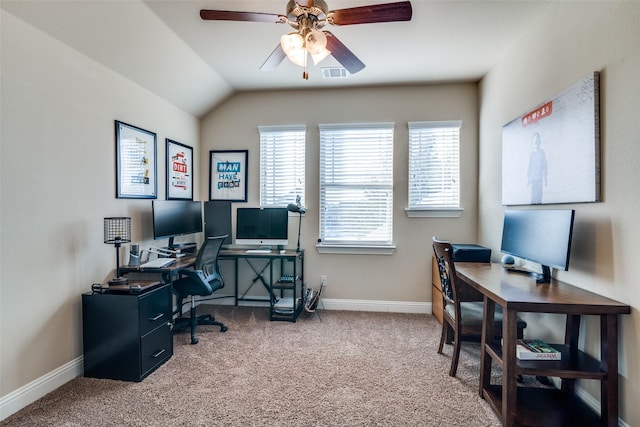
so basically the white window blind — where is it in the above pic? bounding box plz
[259,125,306,207]
[408,121,461,209]
[319,123,394,246]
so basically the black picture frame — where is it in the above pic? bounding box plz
[209,150,248,202]
[115,120,157,199]
[166,139,193,200]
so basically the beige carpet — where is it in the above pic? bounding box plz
[2,306,503,426]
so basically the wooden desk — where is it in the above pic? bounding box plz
[455,262,630,427]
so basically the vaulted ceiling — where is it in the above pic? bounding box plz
[1,1,550,117]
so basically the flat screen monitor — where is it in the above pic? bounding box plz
[204,201,232,246]
[152,200,202,248]
[501,208,575,283]
[236,207,288,247]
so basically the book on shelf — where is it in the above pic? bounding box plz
[516,339,561,360]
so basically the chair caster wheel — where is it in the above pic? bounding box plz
[220,325,229,332]
[190,337,199,345]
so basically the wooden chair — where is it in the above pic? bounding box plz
[432,237,527,376]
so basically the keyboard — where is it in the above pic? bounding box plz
[245,249,272,254]
[279,275,296,283]
[140,258,176,268]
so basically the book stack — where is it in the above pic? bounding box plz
[516,339,561,360]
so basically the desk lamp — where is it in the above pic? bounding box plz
[104,217,131,286]
[287,196,306,253]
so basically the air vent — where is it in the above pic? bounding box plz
[321,67,348,79]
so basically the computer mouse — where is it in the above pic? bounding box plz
[280,249,286,254]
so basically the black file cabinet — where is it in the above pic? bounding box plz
[82,283,173,382]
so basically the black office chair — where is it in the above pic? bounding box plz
[173,235,229,345]
[432,237,527,376]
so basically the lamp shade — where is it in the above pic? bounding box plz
[280,33,307,67]
[104,217,131,244]
[305,29,327,55]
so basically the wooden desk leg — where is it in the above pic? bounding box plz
[601,313,619,427]
[234,258,239,306]
[479,296,495,398]
[562,314,580,394]
[503,308,518,427]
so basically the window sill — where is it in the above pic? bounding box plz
[316,244,396,255]
[404,208,463,218]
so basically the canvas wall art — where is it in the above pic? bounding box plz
[502,72,600,205]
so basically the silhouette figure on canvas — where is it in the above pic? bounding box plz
[527,133,547,204]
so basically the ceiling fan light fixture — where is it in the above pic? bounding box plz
[280,33,307,66]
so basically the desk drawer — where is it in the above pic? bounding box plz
[139,285,170,336]
[141,324,172,378]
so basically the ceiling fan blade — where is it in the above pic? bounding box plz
[328,1,412,25]
[200,9,285,24]
[324,32,365,74]
[260,44,287,71]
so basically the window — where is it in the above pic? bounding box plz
[319,123,394,250]
[407,121,462,217]
[259,125,306,207]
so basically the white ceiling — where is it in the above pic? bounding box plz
[1,0,550,117]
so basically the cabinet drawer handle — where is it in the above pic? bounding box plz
[149,313,164,321]
[151,348,166,358]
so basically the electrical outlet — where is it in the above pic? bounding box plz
[320,275,328,286]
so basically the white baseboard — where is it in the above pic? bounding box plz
[318,298,430,313]
[0,356,83,421]
[203,294,432,314]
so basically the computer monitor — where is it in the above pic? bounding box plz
[235,207,288,247]
[152,200,202,248]
[204,201,232,246]
[501,208,575,283]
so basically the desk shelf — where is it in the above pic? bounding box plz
[269,251,304,322]
[487,342,606,379]
[483,385,600,427]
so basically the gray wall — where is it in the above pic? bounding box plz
[478,3,640,425]
[1,10,199,401]
[200,85,479,304]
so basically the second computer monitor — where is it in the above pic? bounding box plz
[204,201,232,245]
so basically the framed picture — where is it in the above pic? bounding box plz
[166,139,193,200]
[502,71,600,205]
[115,121,157,199]
[209,150,248,202]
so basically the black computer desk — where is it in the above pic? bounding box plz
[218,248,305,322]
[120,248,305,322]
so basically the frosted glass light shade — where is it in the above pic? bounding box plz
[305,29,327,55]
[280,33,306,66]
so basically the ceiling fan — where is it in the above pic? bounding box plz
[200,1,412,79]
